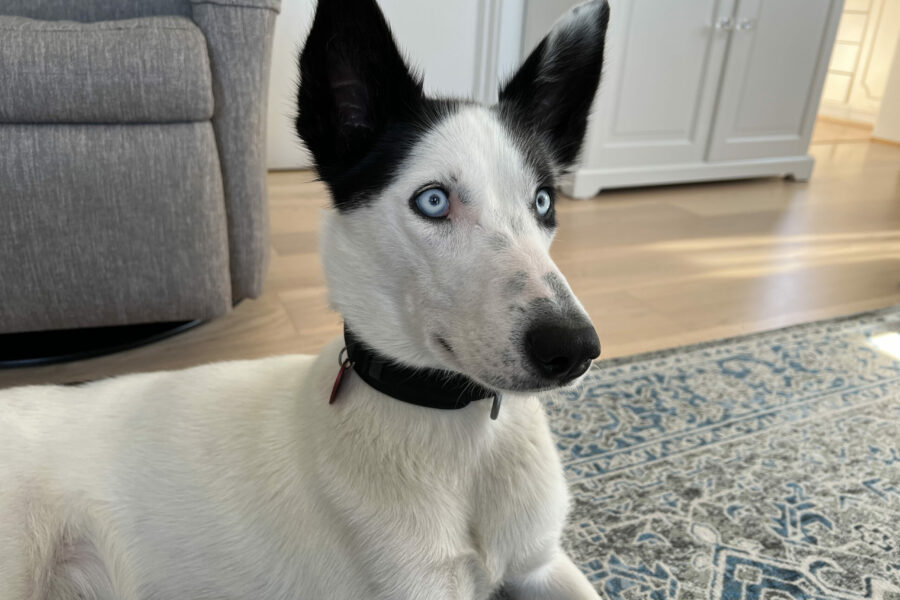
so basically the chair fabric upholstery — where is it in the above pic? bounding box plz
[0,16,214,124]
[0,123,232,332]
[0,0,281,334]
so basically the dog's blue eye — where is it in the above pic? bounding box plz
[414,188,450,219]
[535,189,552,217]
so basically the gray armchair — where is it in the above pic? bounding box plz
[0,0,280,334]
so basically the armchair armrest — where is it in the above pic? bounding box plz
[189,0,281,299]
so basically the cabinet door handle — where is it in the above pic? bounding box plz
[736,18,755,31]
[715,17,734,30]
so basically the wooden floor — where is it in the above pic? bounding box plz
[2,121,899,388]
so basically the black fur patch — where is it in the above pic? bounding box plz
[492,105,559,230]
[324,97,464,210]
[498,0,610,169]
[295,0,464,211]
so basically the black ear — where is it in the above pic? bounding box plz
[499,0,609,169]
[296,0,423,186]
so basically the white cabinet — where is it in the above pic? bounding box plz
[562,0,844,198]
[708,0,838,161]
[577,0,735,168]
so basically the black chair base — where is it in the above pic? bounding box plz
[0,320,204,369]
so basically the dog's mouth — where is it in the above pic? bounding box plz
[431,333,468,375]
[435,335,455,357]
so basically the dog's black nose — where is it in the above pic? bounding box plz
[525,320,601,383]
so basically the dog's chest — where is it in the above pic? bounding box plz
[321,399,570,598]
[469,418,570,583]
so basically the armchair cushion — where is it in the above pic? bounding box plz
[0,16,213,124]
[0,122,232,332]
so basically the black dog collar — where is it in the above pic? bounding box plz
[335,327,502,419]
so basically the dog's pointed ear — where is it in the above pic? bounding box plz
[296,0,423,183]
[499,0,609,170]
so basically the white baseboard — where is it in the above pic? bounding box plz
[560,155,815,199]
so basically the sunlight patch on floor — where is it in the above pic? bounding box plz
[870,332,900,361]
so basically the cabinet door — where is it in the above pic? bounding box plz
[707,0,843,162]
[580,0,736,169]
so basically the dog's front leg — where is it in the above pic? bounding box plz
[505,549,600,600]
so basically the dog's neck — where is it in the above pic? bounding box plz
[341,326,503,419]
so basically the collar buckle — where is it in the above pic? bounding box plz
[490,393,502,420]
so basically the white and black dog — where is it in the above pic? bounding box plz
[0,0,608,598]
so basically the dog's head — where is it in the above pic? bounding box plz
[296,0,609,392]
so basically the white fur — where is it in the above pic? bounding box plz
[0,345,596,599]
[0,46,601,600]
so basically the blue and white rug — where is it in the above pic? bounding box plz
[546,307,900,599]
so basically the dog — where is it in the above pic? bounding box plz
[0,0,609,597]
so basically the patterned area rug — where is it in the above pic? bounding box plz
[542,306,900,599]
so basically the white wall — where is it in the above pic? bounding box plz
[266,0,525,170]
[521,0,578,57]
[266,0,314,170]
[874,33,900,143]
[497,0,526,84]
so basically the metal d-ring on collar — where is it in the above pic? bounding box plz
[337,326,503,420]
[337,346,351,368]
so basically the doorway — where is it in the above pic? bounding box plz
[817,0,900,138]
